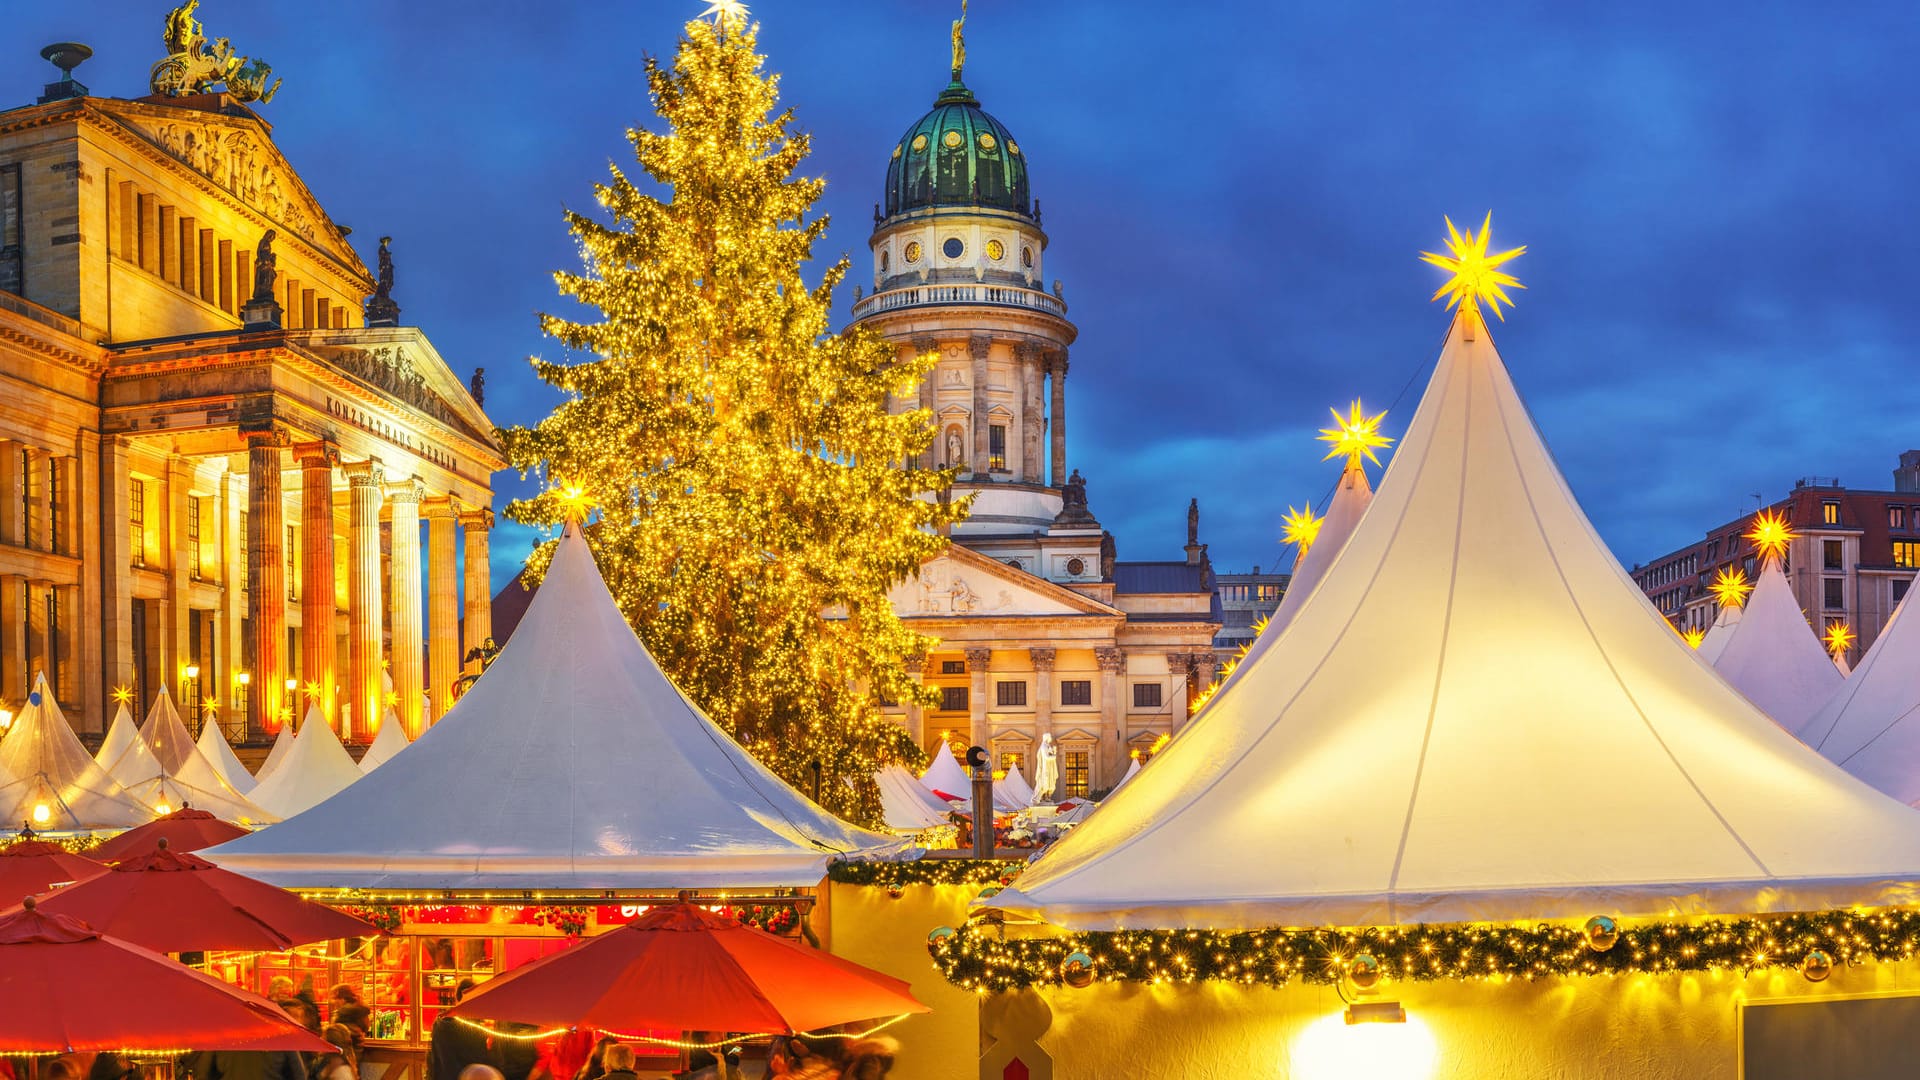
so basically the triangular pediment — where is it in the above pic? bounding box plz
[296,328,500,455]
[892,544,1120,618]
[89,98,370,281]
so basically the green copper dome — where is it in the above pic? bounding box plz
[884,79,1032,219]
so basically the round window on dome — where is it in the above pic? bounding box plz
[942,130,962,149]
[986,239,1004,261]
[904,241,922,263]
[911,134,928,153]
[978,132,998,152]
[942,238,964,259]
[1021,246,1034,268]
[1066,557,1086,576]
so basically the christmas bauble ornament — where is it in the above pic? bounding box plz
[1583,915,1619,952]
[1060,950,1095,988]
[1801,949,1832,982]
[886,886,904,900]
[1349,953,1382,990]
[927,926,957,947]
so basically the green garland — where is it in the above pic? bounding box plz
[929,909,1920,991]
[828,858,1026,889]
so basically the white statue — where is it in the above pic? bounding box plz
[1033,732,1060,802]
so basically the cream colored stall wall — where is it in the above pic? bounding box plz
[825,881,982,1080]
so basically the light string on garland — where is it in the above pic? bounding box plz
[926,909,1920,991]
[827,859,1026,889]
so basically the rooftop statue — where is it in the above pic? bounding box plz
[951,0,967,80]
[150,1,281,104]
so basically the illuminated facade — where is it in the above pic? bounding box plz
[856,51,1219,795]
[0,55,501,743]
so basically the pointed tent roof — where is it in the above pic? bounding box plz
[93,706,141,775]
[113,692,274,826]
[243,708,363,821]
[357,708,411,774]
[196,720,257,797]
[1798,594,1920,802]
[1107,756,1140,794]
[0,675,152,831]
[205,522,906,889]
[1711,559,1841,729]
[988,315,1920,931]
[1696,601,1743,665]
[876,766,954,832]
[252,723,296,784]
[920,743,970,800]
[994,764,1035,812]
[140,688,201,774]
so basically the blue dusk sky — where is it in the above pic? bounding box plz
[11,1,1920,589]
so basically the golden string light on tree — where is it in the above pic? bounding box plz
[498,11,963,826]
[1421,212,1526,324]
[1707,566,1753,609]
[1746,510,1796,564]
[1317,400,1392,469]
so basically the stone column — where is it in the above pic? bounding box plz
[25,581,49,690]
[1049,350,1070,487]
[903,653,927,747]
[219,470,245,734]
[0,576,23,703]
[461,510,494,665]
[245,432,288,737]
[297,444,339,724]
[969,336,992,478]
[165,457,192,709]
[344,459,385,742]
[1029,647,1055,739]
[1095,646,1126,788]
[965,646,992,751]
[388,478,425,739]
[98,436,133,728]
[425,500,461,725]
[1018,344,1045,483]
[0,443,20,546]
[913,337,938,471]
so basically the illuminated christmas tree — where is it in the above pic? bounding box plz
[502,7,962,824]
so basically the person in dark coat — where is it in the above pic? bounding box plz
[426,979,496,1080]
[181,1049,305,1080]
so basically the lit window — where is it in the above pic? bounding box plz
[129,478,147,569]
[186,496,201,578]
[1823,501,1840,525]
[1258,584,1282,602]
[941,659,965,674]
[940,686,968,711]
[997,749,1026,773]
[1060,679,1091,706]
[1132,683,1163,709]
[1063,749,1089,797]
[1894,542,1920,569]
[995,680,1026,707]
[989,425,1007,471]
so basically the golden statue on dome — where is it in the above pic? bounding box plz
[952,0,968,80]
[150,1,281,104]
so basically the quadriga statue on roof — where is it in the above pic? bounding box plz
[149,1,281,104]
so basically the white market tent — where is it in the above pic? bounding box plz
[102,691,274,826]
[1106,756,1140,795]
[243,707,363,820]
[357,708,411,774]
[987,313,1920,931]
[252,722,295,784]
[876,765,954,832]
[995,763,1035,812]
[1711,559,1841,730]
[196,717,257,796]
[0,674,152,831]
[206,520,908,889]
[93,705,141,775]
[920,742,971,800]
[1798,594,1920,802]
[1695,601,1743,665]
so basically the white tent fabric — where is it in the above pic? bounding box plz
[876,766,954,832]
[1798,594,1920,802]
[357,708,411,774]
[0,674,152,831]
[986,315,1920,931]
[1696,602,1743,665]
[252,723,296,784]
[1712,560,1841,730]
[995,763,1035,812]
[1835,652,1852,677]
[1205,457,1376,711]
[100,692,275,826]
[196,719,257,796]
[920,742,971,799]
[206,521,908,889]
[243,707,363,820]
[93,705,141,775]
[1107,756,1140,795]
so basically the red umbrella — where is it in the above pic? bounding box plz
[450,902,926,1035]
[25,839,376,952]
[0,896,334,1053]
[0,837,108,907]
[89,807,250,863]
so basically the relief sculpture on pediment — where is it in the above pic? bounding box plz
[142,119,320,246]
[327,346,456,427]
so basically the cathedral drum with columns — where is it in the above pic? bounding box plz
[856,34,1220,797]
[0,34,500,747]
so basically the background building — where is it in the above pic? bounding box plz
[0,35,500,743]
[1632,455,1920,664]
[1212,566,1287,662]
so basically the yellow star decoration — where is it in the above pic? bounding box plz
[1317,400,1393,469]
[1824,621,1856,658]
[700,0,750,31]
[303,681,322,701]
[1707,566,1753,609]
[1746,510,1796,564]
[1280,505,1323,555]
[1681,627,1707,650]
[556,483,592,523]
[201,697,219,715]
[111,685,133,705]
[1421,212,1526,323]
